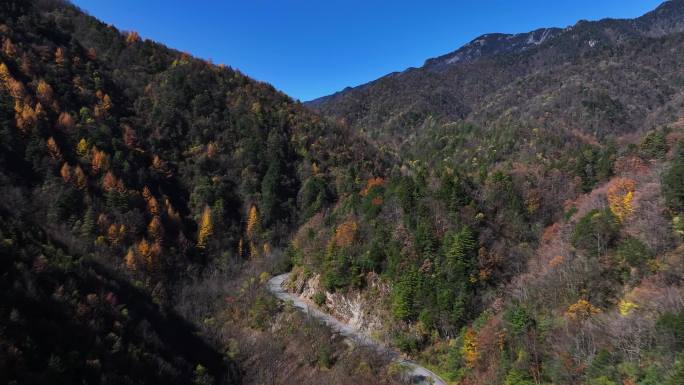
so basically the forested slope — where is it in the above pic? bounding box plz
[0,0,391,384]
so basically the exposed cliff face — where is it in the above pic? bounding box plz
[286,269,391,339]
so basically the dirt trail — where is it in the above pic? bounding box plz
[267,273,447,385]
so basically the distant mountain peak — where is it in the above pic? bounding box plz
[423,27,562,70]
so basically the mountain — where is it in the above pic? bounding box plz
[4,1,684,385]
[308,0,684,143]
[296,2,684,385]
[0,0,395,384]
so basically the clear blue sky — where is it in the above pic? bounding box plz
[71,0,664,101]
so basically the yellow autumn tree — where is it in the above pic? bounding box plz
[197,205,213,249]
[15,102,36,132]
[566,299,601,321]
[36,79,53,103]
[461,328,479,368]
[76,138,88,157]
[125,31,141,44]
[246,205,259,239]
[608,178,636,222]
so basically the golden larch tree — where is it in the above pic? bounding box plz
[125,31,141,44]
[246,205,259,239]
[197,205,213,249]
[76,138,88,157]
[36,79,53,103]
[608,178,636,222]
[566,299,601,321]
[15,102,36,132]
[461,328,479,369]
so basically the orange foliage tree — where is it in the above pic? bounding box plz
[46,137,62,161]
[102,171,124,192]
[60,162,71,183]
[73,165,87,190]
[91,147,109,174]
[334,219,358,248]
[360,177,384,196]
[148,216,164,243]
[57,111,74,130]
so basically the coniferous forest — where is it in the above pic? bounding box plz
[3,1,684,384]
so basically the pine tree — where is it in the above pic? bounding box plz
[80,206,95,237]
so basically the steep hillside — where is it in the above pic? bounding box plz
[4,1,684,385]
[294,2,684,384]
[0,0,395,384]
